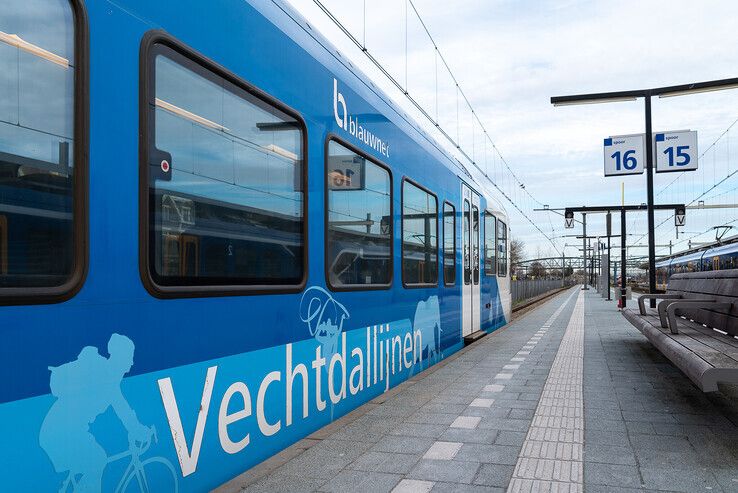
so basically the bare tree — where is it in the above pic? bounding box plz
[510,238,525,270]
[530,261,547,279]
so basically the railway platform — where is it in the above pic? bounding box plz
[216,288,738,493]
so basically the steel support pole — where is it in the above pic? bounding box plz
[645,93,657,306]
[620,208,627,308]
[582,213,588,290]
[607,236,612,301]
[589,238,594,287]
[592,242,602,293]
[607,213,612,301]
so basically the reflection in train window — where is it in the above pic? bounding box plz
[0,0,76,288]
[162,232,199,277]
[498,219,508,276]
[147,44,304,287]
[0,215,7,275]
[326,140,391,289]
[484,211,496,276]
[443,202,455,285]
[402,180,437,286]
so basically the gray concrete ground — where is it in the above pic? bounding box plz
[216,289,738,493]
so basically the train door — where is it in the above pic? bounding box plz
[472,197,481,332]
[461,184,481,336]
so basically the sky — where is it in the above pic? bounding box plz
[286,0,738,262]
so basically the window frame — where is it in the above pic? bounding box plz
[442,201,456,286]
[139,31,308,298]
[497,219,508,277]
[401,177,439,289]
[484,210,497,277]
[0,0,89,305]
[324,134,393,292]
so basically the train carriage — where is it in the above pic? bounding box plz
[655,242,738,290]
[0,0,511,491]
[701,243,738,271]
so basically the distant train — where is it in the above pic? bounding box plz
[656,242,738,289]
[0,0,512,491]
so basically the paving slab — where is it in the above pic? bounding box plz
[407,458,481,483]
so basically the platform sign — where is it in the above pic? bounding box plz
[603,134,645,176]
[675,206,686,227]
[565,210,574,229]
[655,130,698,173]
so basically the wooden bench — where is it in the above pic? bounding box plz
[622,269,738,392]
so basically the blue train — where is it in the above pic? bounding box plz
[655,241,738,289]
[0,0,511,491]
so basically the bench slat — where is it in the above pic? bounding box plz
[675,323,738,360]
[649,323,738,369]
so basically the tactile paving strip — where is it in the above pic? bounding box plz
[508,291,584,493]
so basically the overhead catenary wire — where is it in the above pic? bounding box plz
[630,115,738,253]
[305,0,561,255]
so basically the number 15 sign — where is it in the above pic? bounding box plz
[603,134,645,176]
[655,130,698,173]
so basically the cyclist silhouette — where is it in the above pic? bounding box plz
[40,334,151,493]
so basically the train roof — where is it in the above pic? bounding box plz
[655,259,671,268]
[655,233,738,266]
[703,242,738,257]
[671,250,706,264]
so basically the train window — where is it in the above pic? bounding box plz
[463,200,470,285]
[0,0,85,297]
[326,139,391,289]
[724,255,730,269]
[402,179,438,287]
[484,211,496,276]
[143,41,305,292]
[498,219,508,276]
[443,202,455,285]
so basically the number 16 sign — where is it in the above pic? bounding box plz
[603,134,645,176]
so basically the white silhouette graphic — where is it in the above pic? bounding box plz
[413,296,442,364]
[39,334,178,493]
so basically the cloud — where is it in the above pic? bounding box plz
[288,0,738,258]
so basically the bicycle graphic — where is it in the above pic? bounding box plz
[58,426,179,493]
[299,286,350,358]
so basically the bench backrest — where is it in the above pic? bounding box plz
[666,270,738,335]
